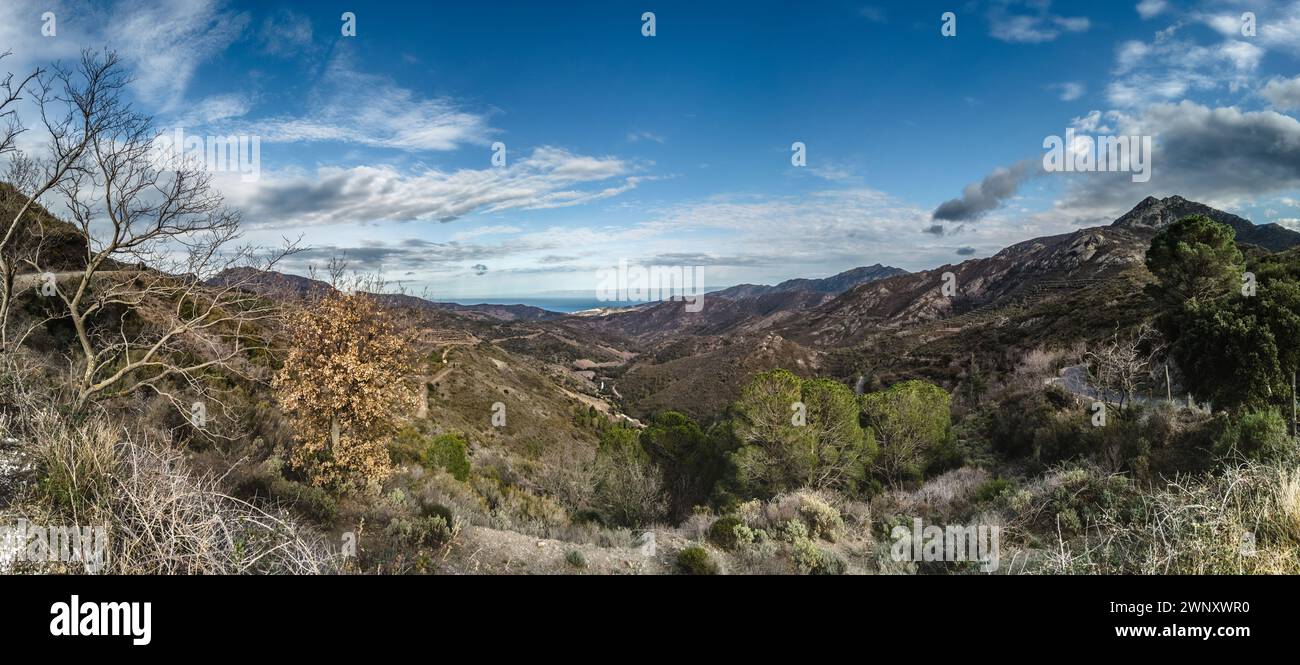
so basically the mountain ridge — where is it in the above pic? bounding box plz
[710,264,907,299]
[1112,194,1300,251]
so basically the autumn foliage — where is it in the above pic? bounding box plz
[274,292,417,491]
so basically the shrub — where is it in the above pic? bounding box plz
[388,426,425,466]
[384,514,455,550]
[590,441,667,528]
[974,478,1014,504]
[269,477,339,523]
[676,545,719,575]
[424,433,472,481]
[420,501,455,527]
[708,516,744,550]
[565,550,587,569]
[796,492,844,542]
[762,491,844,542]
[1035,459,1300,574]
[775,517,809,543]
[1215,408,1292,461]
[791,537,846,575]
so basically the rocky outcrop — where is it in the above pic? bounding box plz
[1112,195,1300,251]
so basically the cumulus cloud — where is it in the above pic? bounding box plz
[932,159,1043,222]
[1055,101,1300,214]
[1106,26,1261,109]
[1262,76,1300,110]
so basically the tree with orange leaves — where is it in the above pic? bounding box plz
[274,291,417,492]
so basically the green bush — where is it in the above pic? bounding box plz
[708,516,744,550]
[384,514,454,549]
[389,428,472,481]
[424,433,472,481]
[389,426,426,466]
[792,536,846,575]
[565,550,587,569]
[233,458,339,523]
[796,493,844,542]
[676,545,719,575]
[1215,408,1293,461]
[974,478,1014,504]
[419,501,455,527]
[271,478,339,523]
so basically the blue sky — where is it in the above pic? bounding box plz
[5,0,1300,299]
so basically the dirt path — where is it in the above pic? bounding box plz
[438,525,684,575]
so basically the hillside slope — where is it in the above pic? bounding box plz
[1112,195,1300,251]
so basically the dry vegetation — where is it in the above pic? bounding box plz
[0,51,1297,577]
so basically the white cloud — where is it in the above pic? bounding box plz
[258,8,314,57]
[1261,76,1300,110]
[1055,81,1086,101]
[1203,14,1242,37]
[229,146,641,228]
[988,2,1090,43]
[0,0,246,112]
[1070,109,1116,133]
[450,225,524,241]
[1114,41,1151,75]
[1106,25,1260,109]
[172,93,253,126]
[1136,0,1168,19]
[1218,40,1263,71]
[231,48,492,152]
[626,131,665,144]
[111,0,250,111]
[1259,5,1300,55]
[1054,101,1300,215]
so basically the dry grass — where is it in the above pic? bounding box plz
[4,389,338,574]
[1028,460,1300,574]
[1272,466,1300,545]
[883,466,990,518]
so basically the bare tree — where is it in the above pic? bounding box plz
[0,51,41,157]
[3,51,297,421]
[1,51,130,354]
[1086,324,1165,415]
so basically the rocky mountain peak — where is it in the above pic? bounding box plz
[1111,195,1231,232]
[1110,195,1300,251]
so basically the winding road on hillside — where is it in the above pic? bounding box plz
[1050,364,1196,410]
